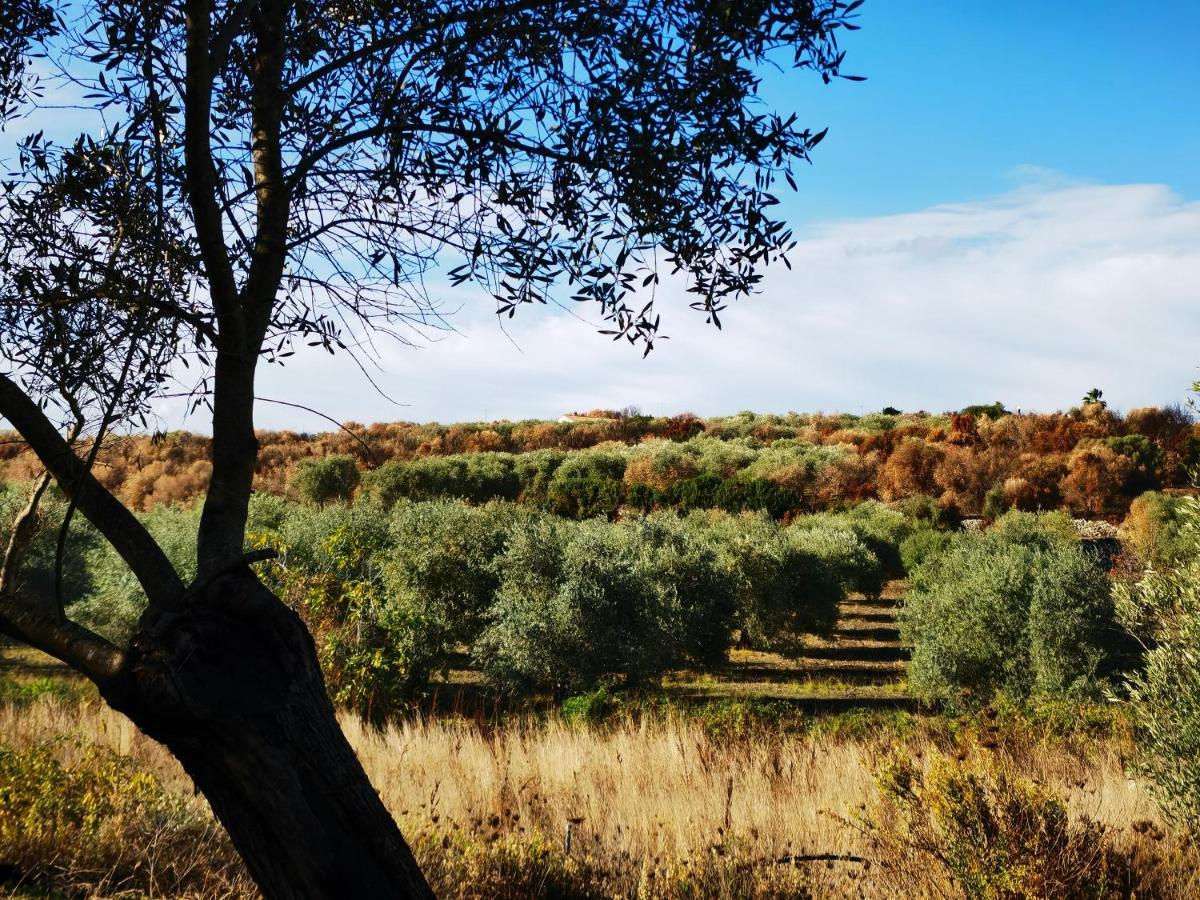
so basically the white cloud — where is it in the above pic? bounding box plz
[153,180,1200,430]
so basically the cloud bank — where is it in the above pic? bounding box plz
[159,179,1200,430]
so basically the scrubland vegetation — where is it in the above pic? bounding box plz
[2,403,1195,517]
[4,403,1200,897]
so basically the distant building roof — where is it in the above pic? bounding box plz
[557,412,620,423]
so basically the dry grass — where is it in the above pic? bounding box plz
[4,694,1198,898]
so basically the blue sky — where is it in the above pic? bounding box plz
[768,2,1200,223]
[6,2,1200,428]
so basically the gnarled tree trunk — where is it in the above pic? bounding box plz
[99,568,434,899]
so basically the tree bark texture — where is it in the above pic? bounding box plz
[99,569,435,899]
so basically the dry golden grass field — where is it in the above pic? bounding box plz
[3,635,1199,899]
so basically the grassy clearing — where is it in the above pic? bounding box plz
[662,580,911,707]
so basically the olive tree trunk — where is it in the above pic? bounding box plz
[99,569,434,899]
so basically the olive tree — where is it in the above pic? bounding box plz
[292,454,361,505]
[0,0,862,895]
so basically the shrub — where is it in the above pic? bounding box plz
[1120,490,1191,568]
[878,438,945,502]
[933,445,1000,514]
[730,476,796,518]
[625,513,738,670]
[544,451,626,519]
[1107,433,1162,492]
[690,510,842,646]
[901,511,1117,707]
[898,527,956,574]
[361,456,467,505]
[0,741,248,897]
[787,522,883,599]
[890,493,961,531]
[623,441,700,493]
[273,502,391,577]
[797,500,910,577]
[0,484,102,622]
[475,518,647,693]
[669,473,726,511]
[739,439,850,498]
[246,490,290,532]
[511,449,567,506]
[262,503,434,719]
[1026,544,1123,696]
[460,452,520,502]
[961,401,1010,419]
[70,502,202,642]
[292,454,361,505]
[1120,495,1200,829]
[361,453,519,507]
[987,508,1080,547]
[1010,452,1068,510]
[560,686,619,723]
[867,751,1140,899]
[1127,404,1198,484]
[811,451,878,507]
[981,480,1010,520]
[1061,444,1135,518]
[684,435,757,479]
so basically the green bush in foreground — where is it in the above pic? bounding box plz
[1120,494,1200,830]
[901,511,1117,708]
[868,751,1142,899]
[0,741,249,896]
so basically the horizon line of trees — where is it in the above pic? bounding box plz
[4,402,1192,520]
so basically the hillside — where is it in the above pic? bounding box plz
[3,404,1194,519]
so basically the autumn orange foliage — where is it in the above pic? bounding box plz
[1,405,1194,519]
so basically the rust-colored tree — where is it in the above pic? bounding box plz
[0,0,863,895]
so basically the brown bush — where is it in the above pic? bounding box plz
[812,451,879,508]
[623,451,699,493]
[662,413,704,441]
[1061,444,1136,518]
[945,413,979,447]
[877,439,945,502]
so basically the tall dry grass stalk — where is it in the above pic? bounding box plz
[1,699,1194,898]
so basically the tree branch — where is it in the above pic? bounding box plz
[0,470,52,599]
[197,0,290,576]
[0,373,184,609]
[290,121,583,187]
[210,0,260,72]
[183,0,242,330]
[284,0,560,96]
[0,596,126,685]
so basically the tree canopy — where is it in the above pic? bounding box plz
[2,0,862,426]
